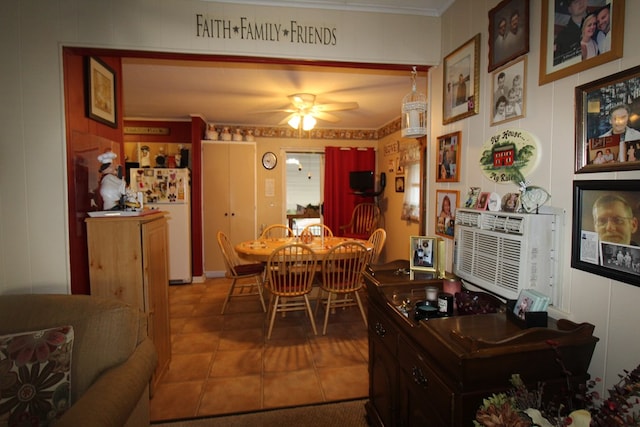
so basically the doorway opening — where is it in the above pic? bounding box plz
[285,151,324,235]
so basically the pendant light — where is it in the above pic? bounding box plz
[401,66,427,138]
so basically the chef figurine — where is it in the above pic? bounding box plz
[98,151,126,210]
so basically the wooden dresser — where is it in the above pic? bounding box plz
[363,261,599,427]
[86,212,171,393]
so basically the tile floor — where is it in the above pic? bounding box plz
[149,278,370,422]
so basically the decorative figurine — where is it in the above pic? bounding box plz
[245,130,255,142]
[98,151,126,210]
[233,128,243,141]
[206,123,218,140]
[221,126,231,141]
[139,145,151,168]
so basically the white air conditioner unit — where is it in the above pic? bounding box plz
[453,208,563,306]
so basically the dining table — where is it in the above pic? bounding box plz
[235,236,373,262]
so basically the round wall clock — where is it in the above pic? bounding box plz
[262,152,277,170]
[479,128,541,184]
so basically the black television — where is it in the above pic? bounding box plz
[349,170,375,193]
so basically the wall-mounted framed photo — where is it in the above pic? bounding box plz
[539,0,625,85]
[435,189,459,239]
[575,64,640,173]
[490,57,526,126]
[443,34,481,125]
[435,131,461,182]
[85,56,117,128]
[488,0,530,72]
[571,179,640,287]
[410,236,444,273]
[395,176,405,193]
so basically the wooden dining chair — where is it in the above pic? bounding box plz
[317,241,369,335]
[300,223,334,238]
[265,243,318,339]
[260,224,294,239]
[216,231,267,314]
[339,203,380,239]
[367,228,387,265]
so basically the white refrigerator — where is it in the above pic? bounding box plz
[130,168,192,284]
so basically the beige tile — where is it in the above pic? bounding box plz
[153,279,369,421]
[308,337,367,369]
[172,332,220,354]
[181,315,225,334]
[263,342,313,373]
[317,364,369,401]
[164,353,212,383]
[263,369,324,408]
[209,349,263,377]
[150,380,203,421]
[218,328,265,350]
[198,375,262,415]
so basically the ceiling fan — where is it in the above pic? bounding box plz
[264,93,359,130]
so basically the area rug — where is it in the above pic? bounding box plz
[151,398,369,427]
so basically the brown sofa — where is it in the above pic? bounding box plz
[0,294,157,427]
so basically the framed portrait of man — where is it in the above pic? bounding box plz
[571,179,640,287]
[488,0,530,72]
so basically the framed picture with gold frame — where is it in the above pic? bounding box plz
[490,57,526,126]
[443,34,481,124]
[435,131,461,182]
[435,189,459,239]
[539,0,624,85]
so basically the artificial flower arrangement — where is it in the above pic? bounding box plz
[474,344,640,427]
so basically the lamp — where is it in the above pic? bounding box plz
[288,114,301,129]
[401,66,427,138]
[288,113,317,131]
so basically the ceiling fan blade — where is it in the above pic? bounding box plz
[313,102,359,112]
[278,113,297,125]
[313,111,341,122]
[248,108,297,114]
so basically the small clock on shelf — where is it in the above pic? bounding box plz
[262,152,277,170]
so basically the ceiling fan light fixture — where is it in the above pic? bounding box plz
[401,66,427,138]
[302,114,316,131]
[288,114,301,129]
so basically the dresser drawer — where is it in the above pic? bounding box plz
[369,303,399,356]
[397,336,454,425]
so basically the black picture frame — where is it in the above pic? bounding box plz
[575,64,640,173]
[488,0,530,72]
[571,179,640,287]
[85,56,117,128]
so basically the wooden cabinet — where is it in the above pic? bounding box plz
[202,141,256,274]
[363,261,599,427]
[86,212,171,393]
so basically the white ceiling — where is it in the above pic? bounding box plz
[122,58,429,130]
[121,0,449,130]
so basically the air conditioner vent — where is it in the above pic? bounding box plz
[456,210,481,227]
[481,214,525,234]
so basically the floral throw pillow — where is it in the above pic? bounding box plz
[0,326,74,426]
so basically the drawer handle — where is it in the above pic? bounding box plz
[374,321,386,337]
[412,366,428,387]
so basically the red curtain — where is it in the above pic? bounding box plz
[324,147,376,235]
